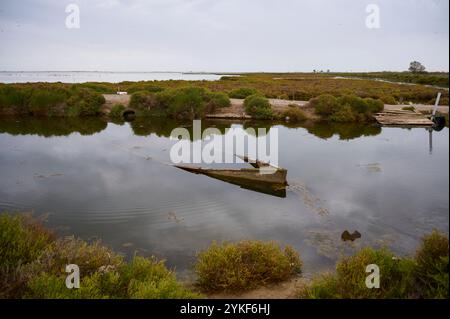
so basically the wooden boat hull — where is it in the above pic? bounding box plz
[174,165,288,198]
[175,166,287,185]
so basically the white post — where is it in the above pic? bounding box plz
[432,92,441,118]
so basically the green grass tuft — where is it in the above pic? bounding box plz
[195,240,302,292]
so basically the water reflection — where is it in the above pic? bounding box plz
[0,116,383,141]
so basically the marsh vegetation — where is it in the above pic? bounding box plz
[1,213,447,299]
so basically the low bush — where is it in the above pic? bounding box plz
[195,240,302,292]
[204,91,231,112]
[309,94,340,116]
[0,214,54,268]
[329,105,357,123]
[129,91,158,111]
[298,230,449,299]
[402,106,416,112]
[109,104,126,118]
[364,98,384,113]
[0,213,55,298]
[26,256,200,299]
[414,231,449,299]
[310,94,383,122]
[0,213,200,299]
[165,87,206,120]
[281,106,308,122]
[228,87,260,99]
[28,89,68,116]
[65,88,105,117]
[0,85,105,117]
[298,248,415,299]
[0,86,30,110]
[244,94,274,119]
[379,95,397,105]
[129,87,231,119]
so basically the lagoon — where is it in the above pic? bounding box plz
[0,71,223,84]
[0,117,448,277]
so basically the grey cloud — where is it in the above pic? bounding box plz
[0,0,448,71]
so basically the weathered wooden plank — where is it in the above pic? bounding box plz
[374,111,434,126]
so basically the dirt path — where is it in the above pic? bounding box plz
[205,277,309,299]
[102,94,131,113]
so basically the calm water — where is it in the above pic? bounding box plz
[0,117,448,277]
[0,71,224,83]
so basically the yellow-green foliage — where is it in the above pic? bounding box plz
[26,256,201,299]
[66,88,105,116]
[281,106,308,122]
[228,87,260,99]
[0,84,105,117]
[29,236,124,277]
[309,94,340,116]
[414,231,449,299]
[379,95,397,105]
[109,104,126,118]
[129,90,158,111]
[299,248,415,299]
[0,213,200,299]
[299,231,449,299]
[402,106,416,112]
[310,94,384,122]
[244,94,274,119]
[204,91,231,112]
[195,240,302,292]
[0,214,54,268]
[129,87,230,119]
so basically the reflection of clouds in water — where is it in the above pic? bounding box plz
[304,229,398,261]
[288,181,329,216]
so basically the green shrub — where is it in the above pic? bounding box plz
[379,95,397,105]
[28,89,68,115]
[414,231,449,299]
[281,106,307,122]
[129,91,158,111]
[127,84,164,94]
[228,87,260,99]
[26,272,106,299]
[364,98,384,113]
[26,255,201,299]
[28,236,124,277]
[66,88,105,116]
[195,240,302,292]
[0,86,31,110]
[110,104,126,118]
[0,214,54,268]
[402,106,416,112]
[205,91,231,112]
[337,95,370,114]
[165,87,206,119]
[119,256,201,299]
[310,94,383,122]
[0,213,55,298]
[244,94,274,119]
[299,247,415,299]
[298,231,449,299]
[309,94,340,116]
[329,105,357,122]
[0,213,200,299]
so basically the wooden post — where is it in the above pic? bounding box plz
[432,92,441,118]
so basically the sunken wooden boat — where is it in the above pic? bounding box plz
[174,156,288,198]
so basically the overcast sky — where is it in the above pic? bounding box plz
[0,0,448,72]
